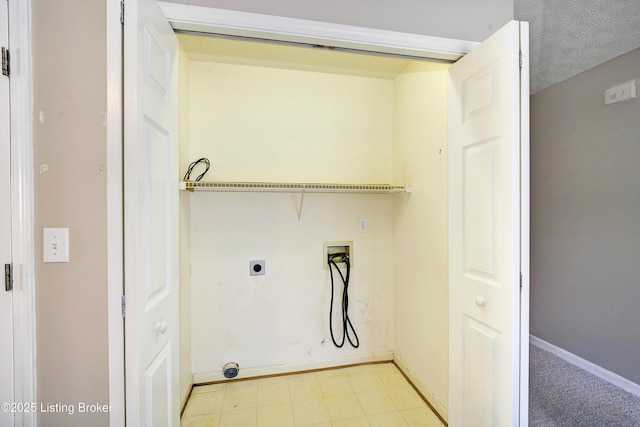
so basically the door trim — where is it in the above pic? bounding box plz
[158,2,479,62]
[8,1,36,426]
[106,0,126,426]
[519,21,531,427]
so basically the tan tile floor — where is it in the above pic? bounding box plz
[181,363,445,427]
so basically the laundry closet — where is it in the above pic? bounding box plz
[176,33,451,413]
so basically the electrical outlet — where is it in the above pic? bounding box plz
[250,260,265,276]
[358,217,368,233]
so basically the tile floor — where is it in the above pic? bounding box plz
[181,362,445,427]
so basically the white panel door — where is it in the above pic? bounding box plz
[448,21,528,426]
[124,0,180,425]
[0,1,14,425]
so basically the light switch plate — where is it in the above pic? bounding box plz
[43,228,69,263]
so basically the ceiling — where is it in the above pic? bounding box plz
[515,0,640,93]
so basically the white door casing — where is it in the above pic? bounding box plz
[448,21,528,426]
[124,0,180,425]
[6,0,36,425]
[0,1,14,424]
[518,21,531,427]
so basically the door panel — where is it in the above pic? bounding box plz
[0,0,14,425]
[146,343,171,427]
[449,21,526,426]
[124,0,179,425]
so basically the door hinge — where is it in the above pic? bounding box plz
[519,272,523,290]
[519,50,523,70]
[2,47,9,77]
[121,295,126,318]
[120,0,125,25]
[4,264,13,292]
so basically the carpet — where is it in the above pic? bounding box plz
[529,344,640,426]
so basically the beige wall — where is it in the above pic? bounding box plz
[32,0,110,426]
[392,62,450,417]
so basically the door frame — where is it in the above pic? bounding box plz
[519,21,531,427]
[158,2,478,61]
[113,2,529,424]
[6,1,37,426]
[106,1,126,426]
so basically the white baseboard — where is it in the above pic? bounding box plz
[530,335,640,397]
[393,353,448,423]
[193,352,394,384]
[180,377,194,413]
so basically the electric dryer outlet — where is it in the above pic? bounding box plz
[250,260,265,276]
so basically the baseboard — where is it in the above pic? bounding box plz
[180,377,194,415]
[530,335,640,397]
[393,353,448,423]
[192,352,394,384]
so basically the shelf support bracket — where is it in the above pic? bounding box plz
[297,186,306,223]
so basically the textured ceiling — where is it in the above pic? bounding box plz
[515,0,640,93]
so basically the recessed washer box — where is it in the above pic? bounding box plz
[323,241,353,269]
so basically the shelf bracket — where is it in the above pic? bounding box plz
[297,186,306,223]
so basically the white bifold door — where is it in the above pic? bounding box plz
[449,21,529,426]
[123,0,180,425]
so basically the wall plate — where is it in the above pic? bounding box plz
[43,228,69,263]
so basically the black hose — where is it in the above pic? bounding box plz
[328,254,359,348]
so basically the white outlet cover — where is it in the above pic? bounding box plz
[604,79,636,105]
[43,228,69,263]
[358,217,368,233]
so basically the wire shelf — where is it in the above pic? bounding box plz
[181,181,412,194]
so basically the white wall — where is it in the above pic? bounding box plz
[186,58,397,379]
[188,61,394,184]
[178,43,193,408]
[392,62,450,417]
[182,40,452,418]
